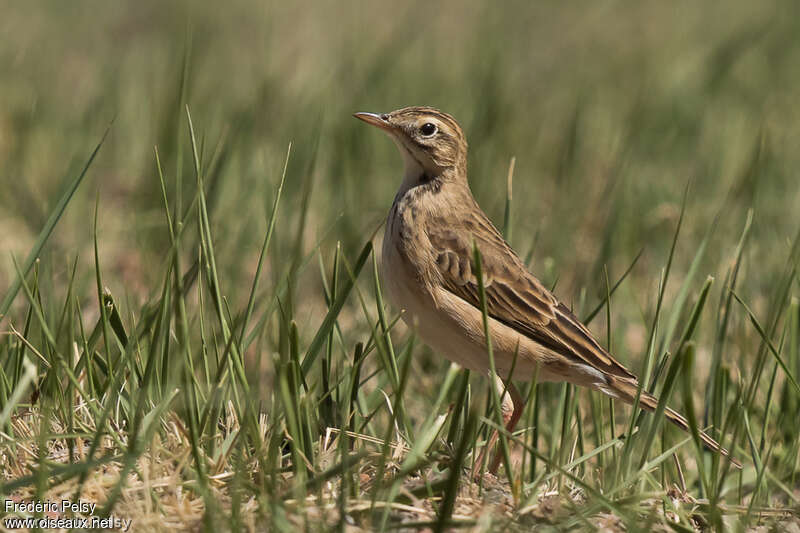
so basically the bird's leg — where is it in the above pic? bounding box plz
[488,379,524,474]
[473,376,524,478]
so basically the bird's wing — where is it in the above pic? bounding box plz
[428,208,636,381]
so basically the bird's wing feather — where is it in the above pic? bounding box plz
[428,209,636,381]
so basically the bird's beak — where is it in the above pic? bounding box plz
[353,112,395,133]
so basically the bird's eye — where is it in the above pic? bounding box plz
[420,123,437,136]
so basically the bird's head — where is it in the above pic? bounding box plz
[354,106,468,185]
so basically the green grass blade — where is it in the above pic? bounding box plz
[301,240,372,375]
[0,124,110,320]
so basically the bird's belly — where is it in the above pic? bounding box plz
[381,235,550,380]
[384,279,490,374]
[380,235,476,369]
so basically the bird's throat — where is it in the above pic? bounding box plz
[396,143,430,193]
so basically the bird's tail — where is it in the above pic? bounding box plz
[606,377,742,469]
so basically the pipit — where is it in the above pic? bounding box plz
[354,106,740,472]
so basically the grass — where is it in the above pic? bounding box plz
[1,1,800,530]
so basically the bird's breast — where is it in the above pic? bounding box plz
[381,192,436,313]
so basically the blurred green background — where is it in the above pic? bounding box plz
[1,0,799,380]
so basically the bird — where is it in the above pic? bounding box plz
[353,106,741,473]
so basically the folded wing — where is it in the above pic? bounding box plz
[428,208,636,381]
